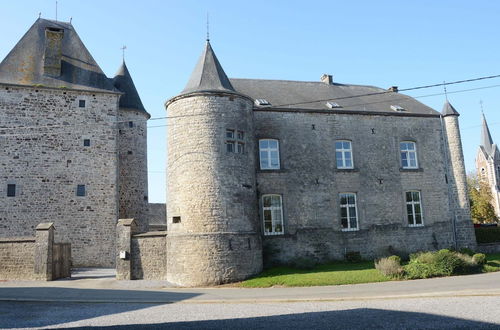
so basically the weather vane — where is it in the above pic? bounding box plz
[206,12,210,41]
[480,100,484,114]
[443,81,448,101]
[55,1,58,21]
[121,45,127,61]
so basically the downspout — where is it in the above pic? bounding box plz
[440,115,458,250]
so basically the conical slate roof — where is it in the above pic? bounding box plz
[481,114,495,156]
[112,61,148,116]
[0,18,116,92]
[442,100,460,116]
[181,41,235,94]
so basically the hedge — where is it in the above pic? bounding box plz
[475,226,500,244]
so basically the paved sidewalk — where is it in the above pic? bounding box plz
[1,269,500,303]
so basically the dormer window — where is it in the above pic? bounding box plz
[391,105,405,112]
[326,101,342,109]
[255,99,271,106]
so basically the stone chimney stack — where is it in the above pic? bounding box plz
[43,27,64,77]
[320,74,333,84]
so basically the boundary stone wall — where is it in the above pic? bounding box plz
[0,223,71,280]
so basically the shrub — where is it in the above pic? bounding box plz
[375,256,404,278]
[475,227,500,243]
[472,253,487,265]
[459,248,475,256]
[345,251,362,263]
[404,250,481,279]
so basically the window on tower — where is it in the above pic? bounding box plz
[226,129,244,154]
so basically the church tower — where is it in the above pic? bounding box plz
[165,41,263,286]
[113,61,150,233]
[475,113,500,218]
[442,101,477,248]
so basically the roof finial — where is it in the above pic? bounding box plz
[55,1,58,21]
[70,17,72,24]
[480,100,484,114]
[121,45,127,62]
[206,12,210,42]
[38,12,41,19]
[443,80,448,101]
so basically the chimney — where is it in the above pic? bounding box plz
[320,74,333,84]
[43,27,64,77]
[388,86,398,93]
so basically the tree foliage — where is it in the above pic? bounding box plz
[468,172,498,223]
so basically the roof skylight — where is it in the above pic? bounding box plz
[255,99,271,106]
[326,101,342,109]
[390,105,406,112]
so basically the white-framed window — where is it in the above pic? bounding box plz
[262,194,284,235]
[406,191,423,226]
[340,193,358,231]
[335,140,353,169]
[226,129,244,154]
[400,141,418,169]
[259,139,280,170]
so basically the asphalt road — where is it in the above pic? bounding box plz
[1,296,500,329]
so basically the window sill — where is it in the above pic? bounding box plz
[400,167,423,172]
[257,168,286,173]
[341,228,359,232]
[408,224,425,228]
[335,168,359,173]
[263,233,285,237]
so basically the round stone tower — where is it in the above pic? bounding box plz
[165,41,263,286]
[113,61,150,233]
[442,101,476,249]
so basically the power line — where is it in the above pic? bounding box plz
[1,74,500,134]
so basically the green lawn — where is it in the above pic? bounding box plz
[239,253,500,288]
[483,253,500,272]
[239,260,390,288]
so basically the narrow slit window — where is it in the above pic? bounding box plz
[76,184,86,197]
[7,184,16,197]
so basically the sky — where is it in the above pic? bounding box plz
[1,1,499,203]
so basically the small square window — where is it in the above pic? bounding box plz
[226,129,234,139]
[7,184,16,197]
[76,184,86,197]
[83,139,90,147]
[128,121,134,128]
[79,100,86,108]
[172,216,181,223]
[127,151,133,155]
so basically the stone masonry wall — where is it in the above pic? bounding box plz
[166,93,263,286]
[0,237,36,280]
[118,109,149,232]
[443,115,477,249]
[131,232,167,280]
[254,110,457,264]
[0,84,120,267]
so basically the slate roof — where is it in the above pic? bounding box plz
[0,18,116,92]
[442,100,460,116]
[229,78,439,116]
[481,114,495,156]
[112,61,149,116]
[181,41,235,94]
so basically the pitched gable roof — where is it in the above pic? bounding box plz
[0,18,116,92]
[181,41,235,94]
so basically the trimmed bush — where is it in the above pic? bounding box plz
[475,226,500,243]
[404,249,479,279]
[375,256,403,278]
[472,253,487,265]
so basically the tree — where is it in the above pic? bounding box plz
[467,172,498,224]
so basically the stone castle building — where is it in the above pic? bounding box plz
[475,114,500,218]
[1,19,477,285]
[0,18,150,267]
[163,41,476,285]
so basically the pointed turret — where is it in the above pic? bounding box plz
[181,41,235,94]
[481,114,495,156]
[112,61,149,116]
[442,100,460,116]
